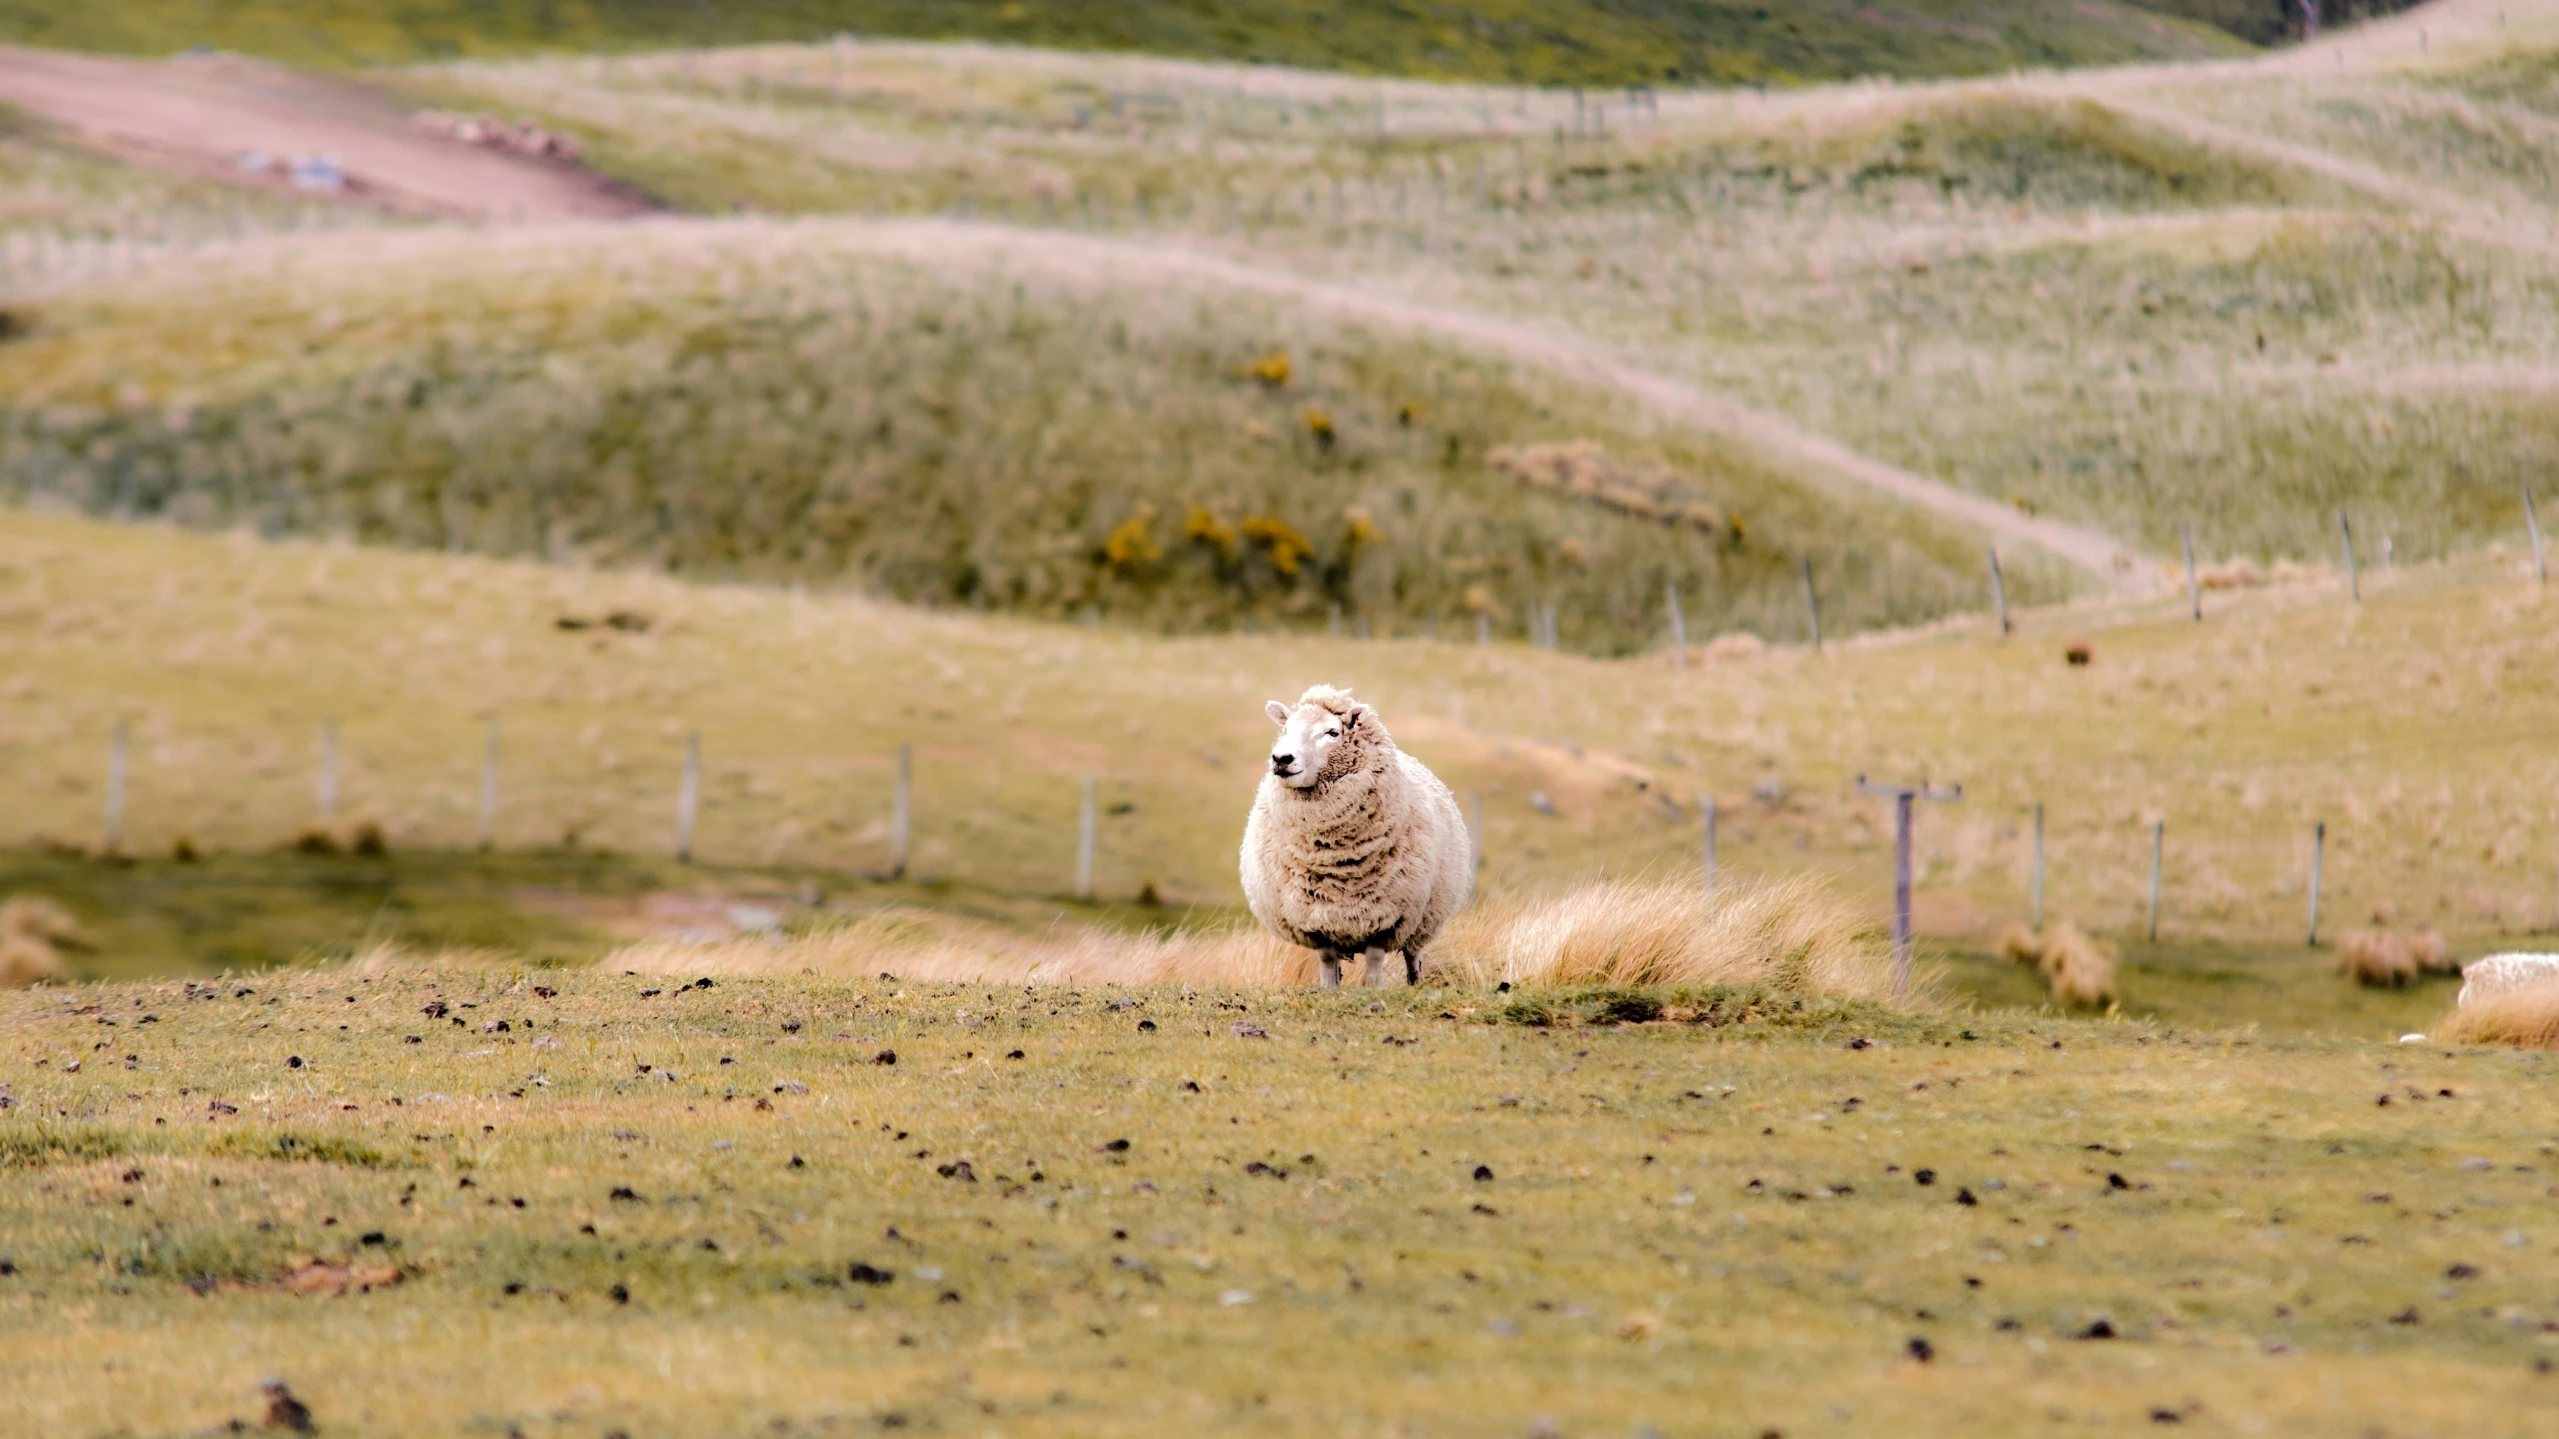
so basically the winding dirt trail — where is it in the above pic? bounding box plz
[0,44,652,221]
[844,219,2148,587]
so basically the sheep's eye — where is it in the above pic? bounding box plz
[1324,729,1339,738]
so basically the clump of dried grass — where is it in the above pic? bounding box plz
[2338,929,2415,987]
[2433,980,2559,1049]
[617,908,1315,987]
[617,877,1902,1001]
[0,897,82,987]
[1996,919,2116,1008]
[2405,927,2458,976]
[1429,877,1896,998]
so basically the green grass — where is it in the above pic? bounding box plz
[0,0,2252,85]
[0,222,2052,648]
[2,966,2553,1437]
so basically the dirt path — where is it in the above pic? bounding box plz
[844,219,2147,587]
[0,45,652,222]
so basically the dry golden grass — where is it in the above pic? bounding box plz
[0,895,76,986]
[1996,919,2117,1008]
[2406,926,2458,976]
[2433,979,2559,1049]
[617,877,1900,1000]
[1430,876,1895,997]
[618,908,1314,987]
[2339,928,2417,988]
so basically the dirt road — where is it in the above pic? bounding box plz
[0,45,652,222]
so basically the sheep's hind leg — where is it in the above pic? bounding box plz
[1319,956,1343,990]
[1361,947,1391,988]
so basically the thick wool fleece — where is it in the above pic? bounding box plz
[1240,687,1472,967]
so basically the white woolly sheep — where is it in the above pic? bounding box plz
[1240,685,1472,988]
[2457,953,2559,1009]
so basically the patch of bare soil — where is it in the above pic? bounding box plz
[0,44,653,222]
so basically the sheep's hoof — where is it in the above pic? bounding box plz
[1319,959,1342,990]
[1405,955,1421,986]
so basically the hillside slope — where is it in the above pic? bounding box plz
[0,0,2251,86]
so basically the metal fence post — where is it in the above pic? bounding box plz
[676,732,701,863]
[1075,774,1098,900]
[891,742,913,879]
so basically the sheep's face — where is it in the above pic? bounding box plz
[1264,699,1357,789]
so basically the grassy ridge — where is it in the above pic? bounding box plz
[0,223,2041,647]
[0,0,2250,85]
[0,968,2551,1437]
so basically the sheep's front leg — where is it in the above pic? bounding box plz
[1403,951,1421,986]
[1361,947,1392,988]
[1319,956,1343,990]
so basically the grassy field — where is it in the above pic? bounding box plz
[2,966,2553,1437]
[0,0,2253,85]
[4,507,2554,978]
[366,1,2559,572]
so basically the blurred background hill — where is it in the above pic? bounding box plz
[0,0,2308,85]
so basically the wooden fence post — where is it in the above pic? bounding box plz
[2527,485,2547,585]
[105,721,129,856]
[2339,510,2358,602]
[1702,794,1718,895]
[2306,820,2326,946]
[1801,558,1822,652]
[1987,545,2009,636]
[2183,525,2201,622]
[676,732,700,863]
[1666,581,1687,666]
[1075,774,1098,901]
[891,742,913,880]
[318,718,339,824]
[2031,801,2045,932]
[477,718,499,850]
[2148,819,2164,942]
[1858,776,1960,997]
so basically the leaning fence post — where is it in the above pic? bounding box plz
[1665,581,1688,666]
[1857,776,1960,997]
[1801,558,1822,652]
[105,721,129,855]
[1987,546,2009,635]
[1074,773,1098,900]
[675,732,701,863]
[891,742,913,879]
[477,717,500,850]
[2306,820,2326,946]
[2183,525,2201,622]
[2338,509,2358,602]
[318,718,340,824]
[2031,800,2045,932]
[2148,819,2164,942]
[1702,794,1719,895]
[2527,485,2547,584]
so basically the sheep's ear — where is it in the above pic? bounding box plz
[1265,700,1290,727]
[1344,703,1372,730]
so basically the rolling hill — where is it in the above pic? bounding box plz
[0,0,2254,86]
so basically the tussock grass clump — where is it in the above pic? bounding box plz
[0,896,80,987]
[2434,980,2559,1049]
[1430,876,1898,1000]
[2339,929,2416,988]
[618,877,1901,1000]
[1997,919,2116,1008]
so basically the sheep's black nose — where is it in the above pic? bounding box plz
[1269,755,1294,775]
